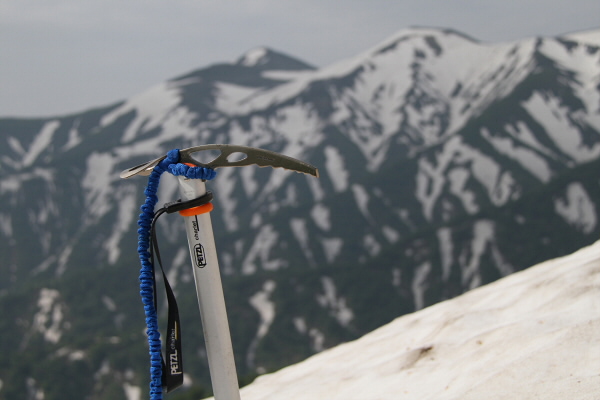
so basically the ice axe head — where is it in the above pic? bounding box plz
[120,144,319,179]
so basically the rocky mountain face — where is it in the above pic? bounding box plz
[1,27,599,399]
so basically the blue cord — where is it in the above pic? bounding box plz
[137,149,216,399]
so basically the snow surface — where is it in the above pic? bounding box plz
[554,182,597,234]
[206,240,600,400]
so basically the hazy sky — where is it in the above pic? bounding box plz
[1,0,599,118]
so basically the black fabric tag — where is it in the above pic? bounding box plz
[162,276,183,392]
[150,208,184,393]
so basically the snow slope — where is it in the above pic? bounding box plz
[221,240,600,399]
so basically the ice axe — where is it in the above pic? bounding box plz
[121,144,319,400]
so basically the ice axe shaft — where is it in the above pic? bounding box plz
[176,146,317,399]
[122,144,318,400]
[178,177,240,400]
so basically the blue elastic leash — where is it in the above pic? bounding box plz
[137,149,216,399]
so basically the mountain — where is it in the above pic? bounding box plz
[227,239,600,400]
[1,27,599,399]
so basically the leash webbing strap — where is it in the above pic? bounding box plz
[150,206,183,392]
[136,149,216,399]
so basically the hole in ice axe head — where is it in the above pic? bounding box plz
[226,152,248,163]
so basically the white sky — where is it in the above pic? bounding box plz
[1,0,599,118]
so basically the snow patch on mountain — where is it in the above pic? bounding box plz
[448,167,479,214]
[321,237,343,264]
[306,174,325,203]
[290,218,315,266]
[0,213,12,237]
[0,168,54,198]
[310,203,331,231]
[167,248,192,288]
[55,243,74,277]
[22,120,60,167]
[437,227,454,281]
[242,224,286,274]
[461,221,493,288]
[261,69,315,81]
[7,136,25,155]
[82,152,117,222]
[293,317,307,334]
[54,347,86,362]
[105,184,137,264]
[240,166,259,198]
[381,225,400,243]
[63,119,82,151]
[214,82,259,111]
[122,382,141,400]
[101,295,117,312]
[481,126,553,182]
[100,81,183,143]
[270,103,325,155]
[26,378,45,400]
[523,92,600,162]
[214,168,239,231]
[324,146,348,193]
[316,277,354,327]
[292,316,327,352]
[247,280,277,372]
[459,220,513,289]
[564,29,600,46]
[32,288,64,344]
[363,234,381,258]
[238,47,270,67]
[351,184,370,220]
[543,34,600,75]
[416,135,520,220]
[411,262,431,310]
[554,182,597,234]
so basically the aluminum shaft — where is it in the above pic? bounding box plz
[178,176,241,400]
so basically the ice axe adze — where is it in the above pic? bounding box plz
[121,144,319,400]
